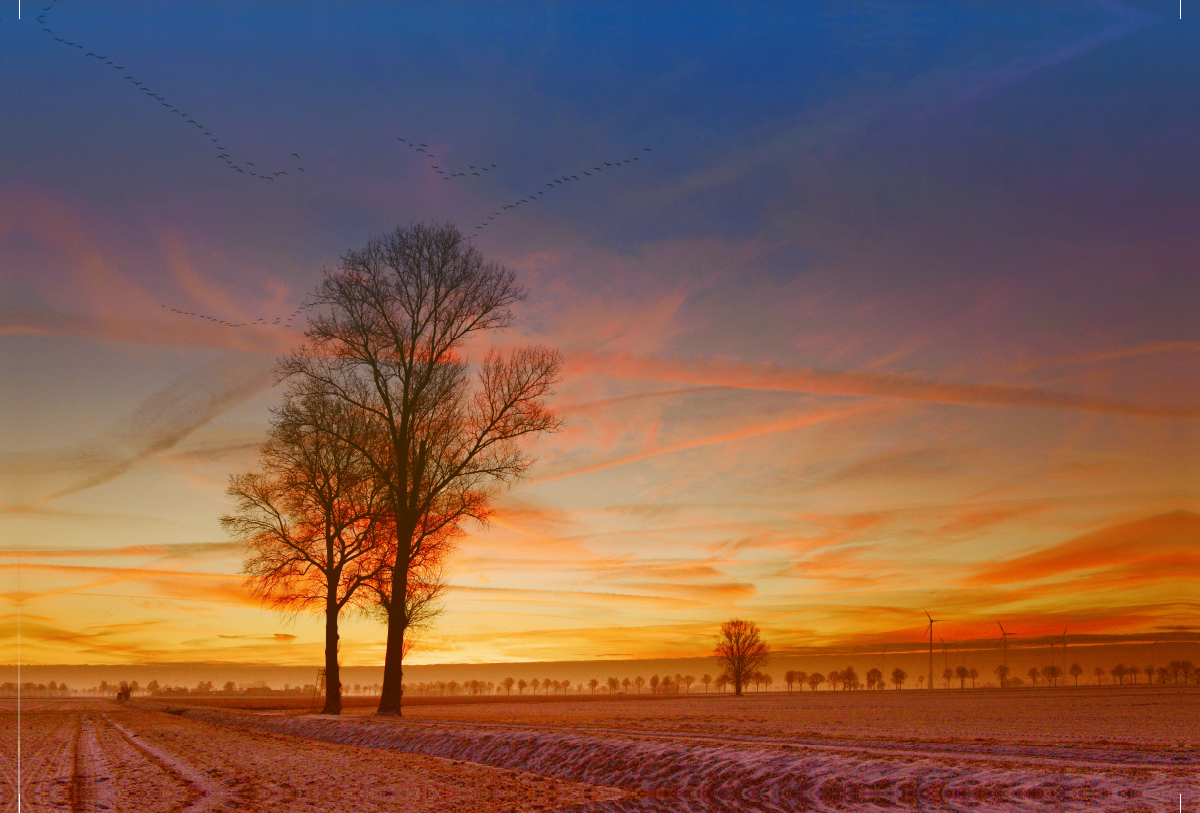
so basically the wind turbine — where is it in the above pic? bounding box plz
[997,622,1016,678]
[1060,625,1068,673]
[924,610,940,690]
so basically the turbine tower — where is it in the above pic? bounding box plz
[924,609,940,690]
[997,622,1016,671]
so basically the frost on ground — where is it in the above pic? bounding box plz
[178,702,1190,813]
[0,701,617,813]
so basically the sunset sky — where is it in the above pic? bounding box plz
[1,0,1197,668]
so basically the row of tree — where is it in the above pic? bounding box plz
[222,222,563,715]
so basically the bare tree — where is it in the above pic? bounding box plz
[280,222,563,715]
[994,663,1010,688]
[1069,663,1082,685]
[700,674,711,693]
[223,389,387,715]
[635,675,646,693]
[807,672,824,692]
[866,668,883,690]
[955,665,968,689]
[714,619,769,696]
[891,667,907,689]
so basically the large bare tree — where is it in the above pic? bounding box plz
[714,618,769,697]
[222,388,387,714]
[279,221,562,715]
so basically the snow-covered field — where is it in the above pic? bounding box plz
[0,701,613,813]
[173,688,1195,813]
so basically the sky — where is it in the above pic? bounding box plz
[1,0,1197,669]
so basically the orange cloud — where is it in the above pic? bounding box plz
[570,351,1200,418]
[533,401,880,484]
[967,511,1200,586]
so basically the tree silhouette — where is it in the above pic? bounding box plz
[700,674,711,693]
[518,679,527,695]
[1028,667,1040,687]
[684,675,696,693]
[1069,663,1082,686]
[1093,666,1104,685]
[943,667,954,689]
[281,221,563,716]
[588,678,599,695]
[714,619,769,696]
[635,675,646,693]
[650,674,660,694]
[954,666,969,689]
[223,388,388,715]
[866,668,882,690]
[503,677,515,695]
[890,667,907,689]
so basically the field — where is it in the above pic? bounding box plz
[2,687,1194,812]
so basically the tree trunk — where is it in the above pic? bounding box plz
[321,602,342,715]
[734,678,742,697]
[377,607,406,716]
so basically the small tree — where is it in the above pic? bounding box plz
[968,667,978,688]
[503,677,515,695]
[994,664,1009,688]
[841,667,858,691]
[1028,667,1040,687]
[649,674,660,694]
[1093,666,1105,685]
[1042,664,1061,687]
[1069,663,1082,686]
[1112,664,1127,685]
[891,667,907,689]
[714,619,769,697]
[795,670,808,691]
[588,678,599,695]
[635,675,646,693]
[683,675,695,693]
[622,677,631,693]
[807,672,824,692]
[607,677,620,694]
[716,673,729,693]
[517,679,527,695]
[866,668,883,690]
[700,674,711,693]
[784,671,796,692]
[943,667,954,689]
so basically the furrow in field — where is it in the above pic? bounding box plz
[176,706,1185,813]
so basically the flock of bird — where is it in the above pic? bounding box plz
[33,0,303,180]
[397,138,499,181]
[466,148,653,233]
[160,304,309,330]
[21,3,656,330]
